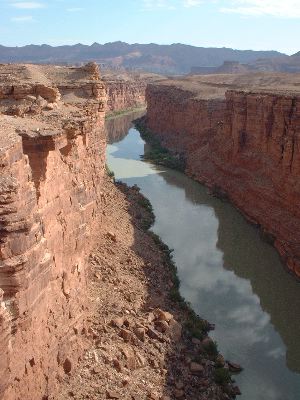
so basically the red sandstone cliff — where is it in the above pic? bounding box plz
[103,72,164,114]
[0,63,106,399]
[105,78,145,113]
[144,75,300,277]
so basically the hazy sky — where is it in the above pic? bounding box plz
[0,0,299,54]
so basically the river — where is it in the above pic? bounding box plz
[106,113,300,400]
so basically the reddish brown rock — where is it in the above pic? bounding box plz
[154,308,173,322]
[134,326,146,341]
[103,71,165,115]
[155,320,169,333]
[111,317,125,328]
[0,63,107,400]
[106,389,120,399]
[120,328,132,342]
[168,319,182,342]
[190,362,204,374]
[104,74,146,113]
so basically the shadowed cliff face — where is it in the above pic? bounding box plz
[105,109,146,144]
[0,63,107,399]
[145,79,300,278]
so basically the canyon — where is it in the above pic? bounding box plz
[2,60,300,400]
[143,72,300,278]
[0,64,242,400]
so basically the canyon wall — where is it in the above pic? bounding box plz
[0,63,106,399]
[104,76,146,113]
[145,80,300,277]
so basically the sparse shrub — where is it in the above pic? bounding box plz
[169,286,185,304]
[105,164,115,179]
[214,368,232,386]
[105,105,146,120]
[134,119,186,171]
[138,196,155,230]
[204,339,219,358]
[185,308,211,339]
[138,196,154,215]
[210,185,228,201]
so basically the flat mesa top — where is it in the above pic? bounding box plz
[0,115,50,152]
[0,63,104,155]
[151,72,300,99]
[0,116,23,151]
[0,63,99,86]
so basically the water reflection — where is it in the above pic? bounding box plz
[105,110,145,144]
[106,115,300,400]
[160,168,300,375]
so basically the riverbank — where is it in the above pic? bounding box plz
[105,106,146,120]
[134,115,300,281]
[57,174,241,400]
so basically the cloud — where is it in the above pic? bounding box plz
[67,7,84,12]
[11,15,34,21]
[142,0,176,9]
[11,2,45,9]
[220,0,300,18]
[142,0,203,9]
[183,0,203,7]
[141,0,300,18]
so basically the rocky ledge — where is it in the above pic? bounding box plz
[0,62,106,399]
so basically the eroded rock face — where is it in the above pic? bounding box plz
[145,81,300,277]
[104,78,146,112]
[0,63,107,399]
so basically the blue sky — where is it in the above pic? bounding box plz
[0,0,299,54]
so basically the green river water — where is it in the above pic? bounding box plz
[106,113,300,400]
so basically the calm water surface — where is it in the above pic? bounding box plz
[106,114,300,400]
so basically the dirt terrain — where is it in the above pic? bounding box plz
[57,178,241,400]
[158,72,300,99]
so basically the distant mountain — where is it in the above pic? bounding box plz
[191,54,300,76]
[247,52,300,73]
[0,41,285,74]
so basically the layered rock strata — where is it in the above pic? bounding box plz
[104,76,146,113]
[0,63,106,399]
[103,72,164,114]
[144,74,300,277]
